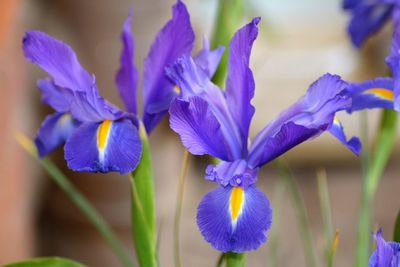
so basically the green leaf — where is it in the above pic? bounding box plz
[130,124,157,267]
[394,210,400,242]
[2,257,86,267]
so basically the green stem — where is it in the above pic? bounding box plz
[317,169,334,264]
[225,252,245,267]
[268,177,285,267]
[394,210,400,242]
[277,159,317,267]
[15,133,134,267]
[130,124,157,267]
[216,253,226,267]
[174,149,191,267]
[354,109,397,267]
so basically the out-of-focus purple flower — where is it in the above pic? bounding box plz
[346,27,400,112]
[23,1,216,174]
[343,0,400,47]
[369,229,400,267]
[167,18,360,252]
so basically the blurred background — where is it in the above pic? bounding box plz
[1,0,400,266]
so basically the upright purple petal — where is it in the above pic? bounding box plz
[346,77,394,112]
[194,37,225,78]
[248,74,353,168]
[37,79,74,112]
[64,118,142,174]
[142,0,195,133]
[346,2,394,47]
[169,97,234,161]
[115,13,139,114]
[225,18,260,156]
[369,229,400,267]
[23,31,94,92]
[197,185,272,252]
[35,112,79,157]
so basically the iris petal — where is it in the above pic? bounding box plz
[347,77,394,112]
[142,0,195,133]
[194,37,224,78]
[23,31,94,92]
[346,3,394,47]
[197,185,272,252]
[169,97,233,161]
[37,79,74,112]
[369,229,400,267]
[35,112,79,157]
[64,118,142,174]
[116,13,139,114]
[248,74,354,168]
[225,17,260,156]
[329,117,361,155]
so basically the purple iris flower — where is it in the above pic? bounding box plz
[346,27,400,111]
[343,0,400,47]
[23,0,221,174]
[369,229,400,267]
[167,18,360,252]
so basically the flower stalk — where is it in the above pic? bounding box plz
[355,109,397,267]
[174,149,191,267]
[130,124,157,267]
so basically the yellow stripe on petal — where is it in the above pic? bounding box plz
[366,88,394,101]
[230,186,244,223]
[97,120,113,161]
[174,85,181,94]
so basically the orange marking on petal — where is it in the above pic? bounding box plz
[97,120,112,150]
[366,88,394,101]
[230,186,244,222]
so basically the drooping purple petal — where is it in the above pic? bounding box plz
[35,112,79,157]
[248,74,351,168]
[64,118,142,174]
[169,97,233,161]
[248,122,323,168]
[142,0,195,133]
[248,74,354,168]
[197,185,272,253]
[37,79,74,112]
[115,13,139,114]
[194,37,225,78]
[369,229,400,267]
[346,77,394,112]
[225,18,260,156]
[23,31,94,92]
[205,160,258,188]
[329,117,362,155]
[346,2,394,47]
